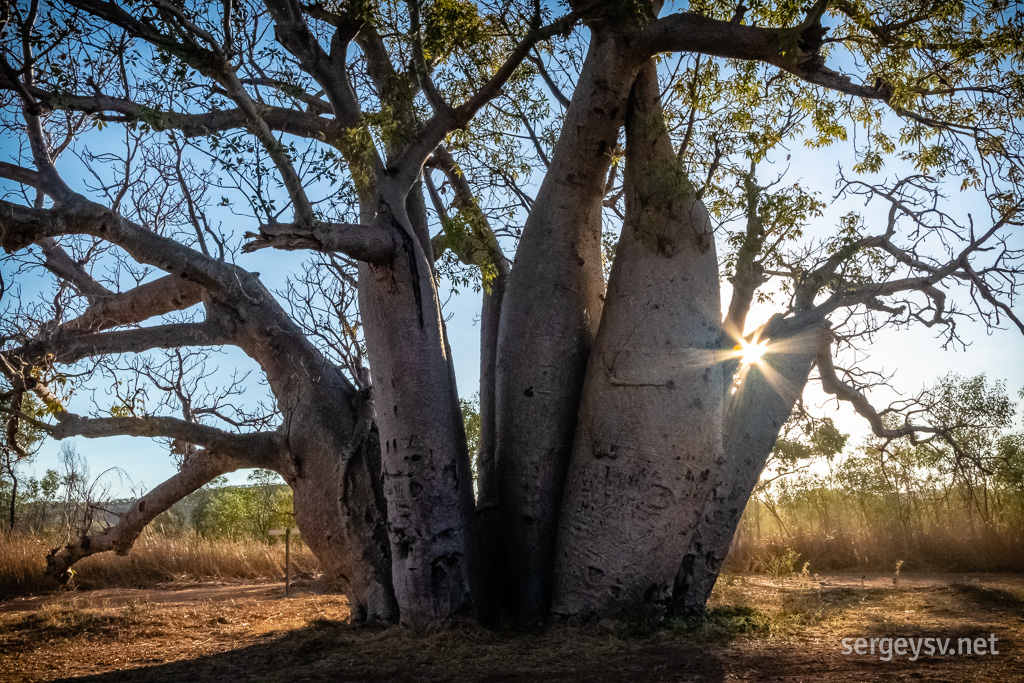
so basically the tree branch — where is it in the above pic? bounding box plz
[242,219,398,262]
[263,0,363,127]
[0,198,255,299]
[13,320,232,366]
[643,12,886,100]
[40,412,283,465]
[0,78,335,139]
[45,446,253,582]
[56,275,206,335]
[36,238,113,302]
[816,334,978,469]
[397,3,597,185]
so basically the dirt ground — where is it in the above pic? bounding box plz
[1,573,1022,682]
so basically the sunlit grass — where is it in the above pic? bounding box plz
[0,531,319,598]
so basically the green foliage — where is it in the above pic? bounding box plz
[0,392,47,457]
[0,468,61,534]
[186,472,294,541]
[423,0,484,63]
[460,394,481,460]
[771,416,848,472]
[1,391,52,532]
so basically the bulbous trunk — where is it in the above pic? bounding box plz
[287,399,397,623]
[494,29,642,624]
[227,284,398,622]
[552,61,723,620]
[670,324,826,615]
[358,193,480,628]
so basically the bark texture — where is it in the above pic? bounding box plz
[670,324,827,615]
[358,194,480,628]
[552,61,723,619]
[221,277,399,623]
[494,29,642,623]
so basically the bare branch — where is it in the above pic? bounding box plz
[643,10,901,109]
[0,78,335,139]
[36,238,113,302]
[48,412,279,458]
[242,219,399,262]
[56,275,205,335]
[0,198,252,298]
[816,334,981,471]
[14,320,232,366]
[398,3,598,184]
[263,0,363,127]
[45,446,257,582]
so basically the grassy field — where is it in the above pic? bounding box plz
[725,491,1024,575]
[0,532,318,599]
[1,573,1021,681]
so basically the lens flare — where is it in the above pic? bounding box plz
[737,339,768,365]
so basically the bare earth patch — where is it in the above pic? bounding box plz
[1,573,1021,682]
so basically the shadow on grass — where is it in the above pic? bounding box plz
[950,583,1024,611]
[52,617,729,683]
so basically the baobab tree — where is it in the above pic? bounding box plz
[1,0,1021,627]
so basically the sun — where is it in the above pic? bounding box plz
[736,339,768,365]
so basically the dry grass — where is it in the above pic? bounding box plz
[0,532,319,598]
[2,574,1022,681]
[726,495,1024,574]
[728,528,1024,574]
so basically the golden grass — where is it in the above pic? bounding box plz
[0,531,319,598]
[726,495,1024,574]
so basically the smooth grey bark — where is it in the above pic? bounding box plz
[424,146,510,620]
[216,279,400,622]
[670,323,828,615]
[551,60,723,619]
[494,28,644,624]
[423,147,508,512]
[358,189,480,628]
[283,384,397,623]
[477,269,507,512]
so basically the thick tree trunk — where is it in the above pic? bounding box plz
[670,324,827,615]
[551,61,723,620]
[494,29,642,624]
[38,273,402,622]
[358,193,480,628]
[224,282,398,622]
[285,392,397,623]
[475,264,508,620]
[476,268,506,514]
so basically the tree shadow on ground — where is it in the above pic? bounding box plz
[52,618,729,683]
[949,583,1024,611]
